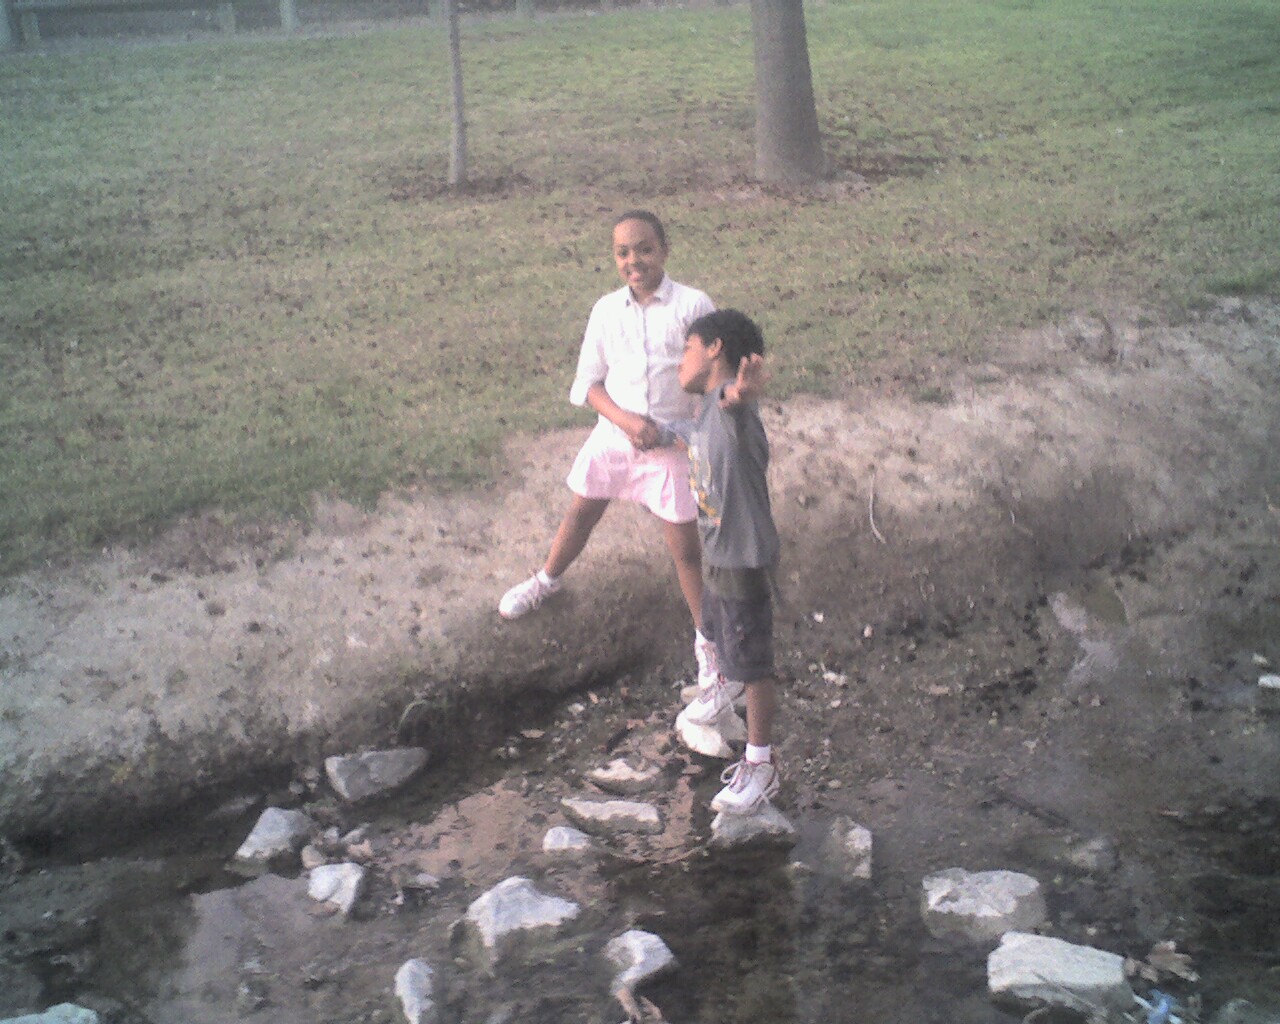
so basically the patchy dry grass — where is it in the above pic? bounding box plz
[1,0,1277,572]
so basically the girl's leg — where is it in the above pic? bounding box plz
[660,518,703,631]
[744,678,777,748]
[545,496,610,578]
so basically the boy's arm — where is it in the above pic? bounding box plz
[719,353,769,408]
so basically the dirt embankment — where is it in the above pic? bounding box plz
[1,299,1277,850]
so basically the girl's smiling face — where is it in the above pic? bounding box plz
[612,218,668,302]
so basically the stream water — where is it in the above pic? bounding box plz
[5,572,1279,1024]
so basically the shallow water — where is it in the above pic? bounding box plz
[6,578,1279,1024]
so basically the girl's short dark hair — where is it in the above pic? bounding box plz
[687,309,764,371]
[613,209,667,250]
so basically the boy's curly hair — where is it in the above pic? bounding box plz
[687,309,764,371]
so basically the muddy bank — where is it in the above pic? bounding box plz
[1,300,1278,846]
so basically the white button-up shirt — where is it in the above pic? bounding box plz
[569,275,715,436]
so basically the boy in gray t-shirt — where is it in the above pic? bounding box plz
[676,309,780,815]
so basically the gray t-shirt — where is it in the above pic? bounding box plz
[687,383,779,586]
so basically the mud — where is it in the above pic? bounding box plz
[1,299,1279,1021]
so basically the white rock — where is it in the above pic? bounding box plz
[464,877,581,969]
[394,958,436,1024]
[818,818,873,880]
[561,797,663,836]
[675,705,745,759]
[324,748,429,802]
[1210,998,1280,1024]
[1064,836,1118,874]
[921,868,1046,942]
[709,803,797,849]
[542,825,595,856]
[588,758,662,795]
[300,844,327,870]
[0,1008,100,1024]
[1259,675,1280,711]
[603,929,676,993]
[308,862,367,916]
[231,807,313,873]
[988,931,1133,1015]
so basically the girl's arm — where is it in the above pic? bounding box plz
[585,383,662,450]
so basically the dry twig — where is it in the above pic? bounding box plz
[868,469,887,545]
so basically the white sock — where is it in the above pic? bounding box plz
[746,744,771,764]
[695,630,711,647]
[536,569,559,587]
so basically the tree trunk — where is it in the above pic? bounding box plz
[1,0,15,51]
[751,0,825,183]
[447,0,467,187]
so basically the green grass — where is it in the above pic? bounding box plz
[2,0,1278,574]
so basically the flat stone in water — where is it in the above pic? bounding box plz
[0,1008,100,1024]
[542,825,595,856]
[1259,675,1280,712]
[325,747,428,802]
[603,929,676,993]
[561,797,663,836]
[1064,835,1118,874]
[709,802,796,849]
[231,807,313,874]
[587,758,662,795]
[307,862,367,916]
[988,931,1133,1015]
[921,868,1046,942]
[394,958,436,1024]
[464,876,581,969]
[1211,999,1280,1024]
[816,816,873,880]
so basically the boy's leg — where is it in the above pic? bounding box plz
[711,674,780,814]
[744,678,777,748]
[499,496,608,619]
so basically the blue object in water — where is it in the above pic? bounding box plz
[1146,990,1176,1024]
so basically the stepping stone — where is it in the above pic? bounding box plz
[988,931,1133,1015]
[324,748,428,802]
[709,802,796,849]
[394,959,437,1024]
[542,825,595,857]
[463,877,581,970]
[588,759,663,796]
[231,807,313,874]
[561,797,663,836]
[922,868,1046,942]
[0,1007,100,1024]
[816,816,873,880]
[308,862,367,916]
[603,929,676,993]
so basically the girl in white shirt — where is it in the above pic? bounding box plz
[498,210,721,691]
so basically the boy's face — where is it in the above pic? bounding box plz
[612,218,667,301]
[679,332,719,394]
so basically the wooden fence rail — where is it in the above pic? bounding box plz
[2,0,298,47]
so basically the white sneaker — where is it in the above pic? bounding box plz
[695,634,719,690]
[683,675,745,726]
[498,572,561,620]
[711,759,780,815]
